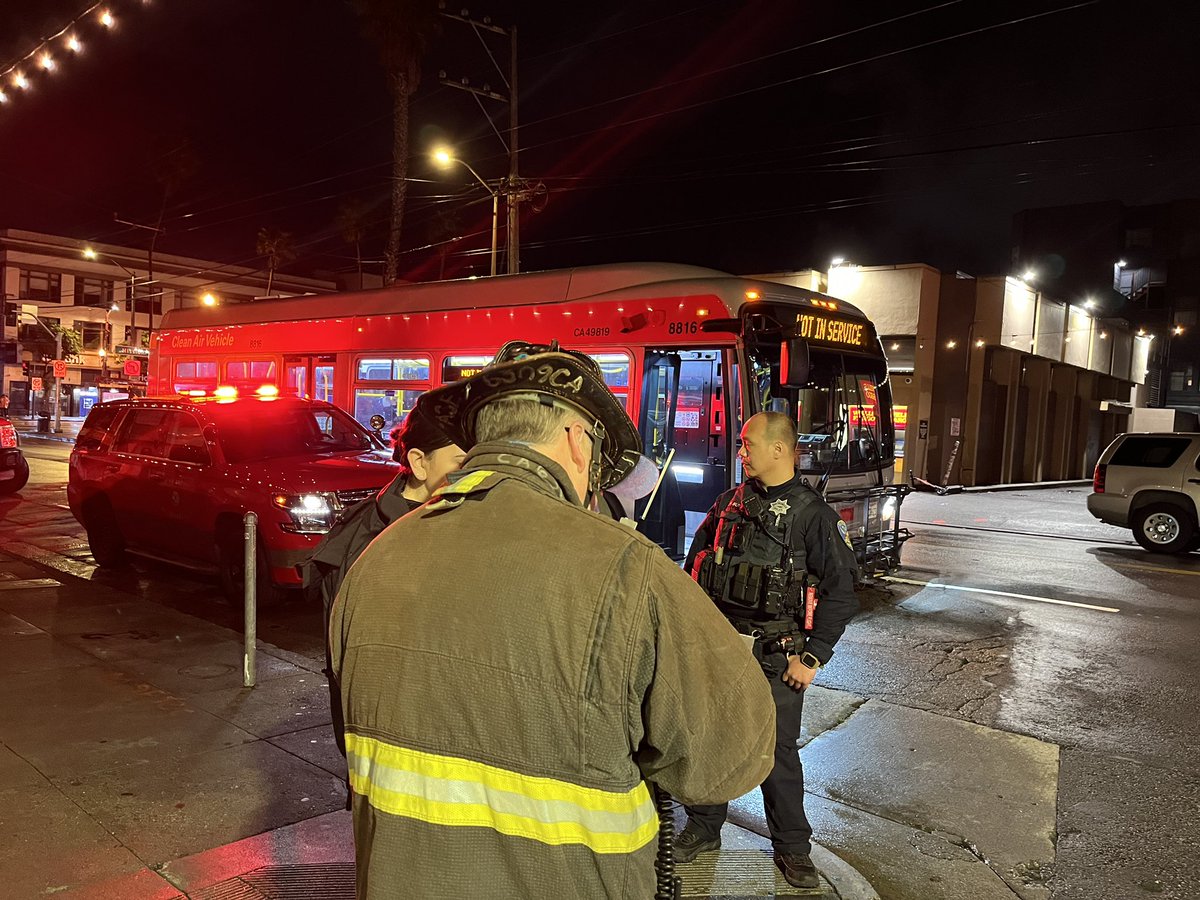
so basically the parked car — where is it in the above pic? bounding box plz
[68,390,398,600]
[0,418,30,494]
[1087,432,1200,553]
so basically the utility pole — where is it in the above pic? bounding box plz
[505,26,519,274]
[438,9,530,274]
[114,214,165,344]
[18,312,62,434]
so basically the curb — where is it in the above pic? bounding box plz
[961,479,1090,493]
[16,432,76,445]
[811,844,881,900]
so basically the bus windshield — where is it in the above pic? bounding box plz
[748,344,894,475]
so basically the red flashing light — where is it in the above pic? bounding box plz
[0,422,17,449]
[255,384,279,397]
[214,386,238,399]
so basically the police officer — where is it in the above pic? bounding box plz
[674,410,860,889]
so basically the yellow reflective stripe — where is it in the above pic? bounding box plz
[434,469,497,497]
[345,733,657,854]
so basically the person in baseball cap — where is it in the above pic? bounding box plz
[421,339,643,504]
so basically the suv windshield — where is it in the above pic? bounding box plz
[213,402,376,463]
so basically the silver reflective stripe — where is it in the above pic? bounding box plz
[346,733,657,854]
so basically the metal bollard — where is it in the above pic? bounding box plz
[243,511,258,687]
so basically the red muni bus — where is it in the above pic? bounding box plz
[152,263,909,571]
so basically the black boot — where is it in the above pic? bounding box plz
[774,851,819,888]
[673,827,721,864]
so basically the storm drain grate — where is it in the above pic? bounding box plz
[182,856,831,898]
[677,848,833,897]
[184,863,356,900]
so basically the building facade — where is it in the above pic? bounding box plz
[1,229,335,416]
[756,264,1151,487]
[1013,199,1200,415]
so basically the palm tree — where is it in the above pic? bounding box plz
[349,0,441,283]
[256,227,296,296]
[335,197,369,283]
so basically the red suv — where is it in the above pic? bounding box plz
[0,418,30,495]
[68,391,397,600]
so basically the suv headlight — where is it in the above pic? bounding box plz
[273,492,339,534]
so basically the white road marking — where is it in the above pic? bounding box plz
[882,575,1121,613]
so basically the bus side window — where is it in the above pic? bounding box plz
[173,359,219,394]
[587,351,632,410]
[352,355,431,432]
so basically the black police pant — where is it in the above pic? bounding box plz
[684,670,811,854]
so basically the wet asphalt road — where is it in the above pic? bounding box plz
[827,486,1200,900]
[8,453,1199,898]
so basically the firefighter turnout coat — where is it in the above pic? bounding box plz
[329,443,776,899]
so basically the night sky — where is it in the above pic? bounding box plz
[1,0,1198,285]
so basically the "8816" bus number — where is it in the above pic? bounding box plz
[668,321,699,335]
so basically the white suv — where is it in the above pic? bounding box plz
[1087,432,1200,554]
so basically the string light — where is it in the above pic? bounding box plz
[1,2,151,111]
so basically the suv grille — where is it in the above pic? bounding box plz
[336,488,377,507]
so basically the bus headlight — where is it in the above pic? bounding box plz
[880,496,898,522]
[273,492,338,533]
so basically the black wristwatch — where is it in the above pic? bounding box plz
[798,651,822,670]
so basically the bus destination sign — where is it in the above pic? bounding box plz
[795,311,871,349]
[442,365,486,382]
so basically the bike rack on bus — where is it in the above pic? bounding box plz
[824,482,913,576]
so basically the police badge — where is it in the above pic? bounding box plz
[768,497,791,528]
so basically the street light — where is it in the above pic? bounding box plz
[82,246,142,345]
[100,301,118,384]
[432,146,499,277]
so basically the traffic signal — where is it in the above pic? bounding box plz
[21,361,30,377]
[3,302,15,328]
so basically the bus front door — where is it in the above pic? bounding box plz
[636,349,731,560]
[284,356,335,403]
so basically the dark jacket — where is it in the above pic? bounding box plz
[685,471,859,665]
[303,473,420,755]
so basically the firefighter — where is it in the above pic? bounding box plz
[329,342,776,899]
[675,410,860,889]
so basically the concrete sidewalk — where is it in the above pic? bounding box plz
[6,413,83,444]
[0,543,881,899]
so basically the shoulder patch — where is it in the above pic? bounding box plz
[837,518,854,549]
